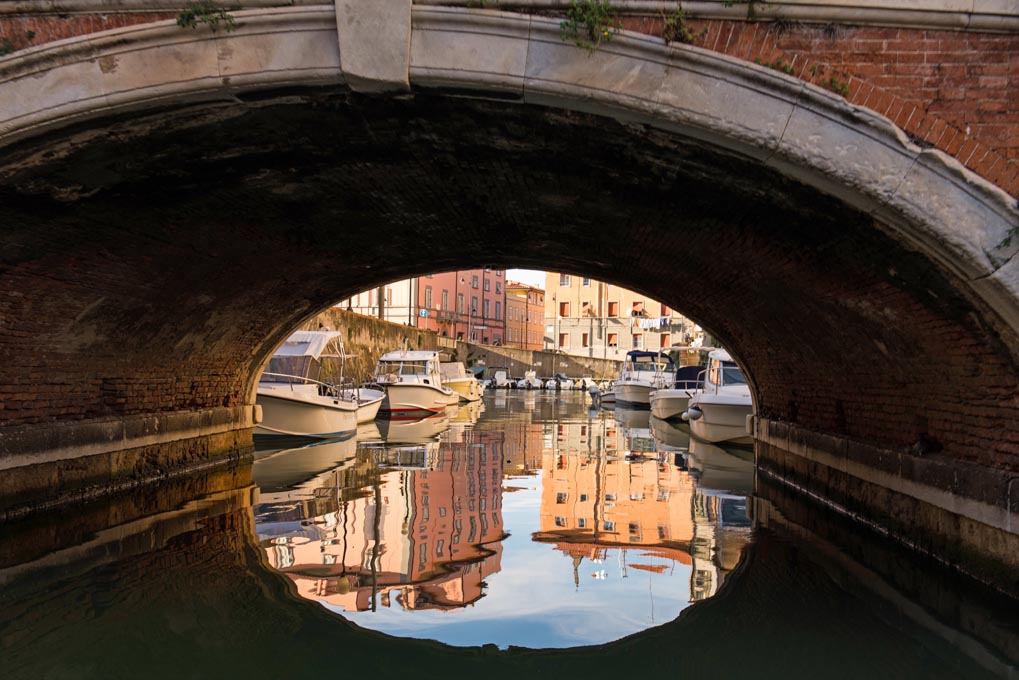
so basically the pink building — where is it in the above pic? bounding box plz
[417,269,506,344]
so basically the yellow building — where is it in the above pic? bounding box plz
[543,273,699,360]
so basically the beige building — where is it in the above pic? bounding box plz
[543,273,699,361]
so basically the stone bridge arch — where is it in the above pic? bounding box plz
[0,6,1017,591]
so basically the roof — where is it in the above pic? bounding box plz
[272,331,345,360]
[378,349,441,362]
[625,350,675,364]
[709,349,733,362]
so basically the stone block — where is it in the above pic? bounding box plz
[410,7,529,98]
[335,0,411,93]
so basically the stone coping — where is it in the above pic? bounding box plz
[2,0,1016,33]
[754,416,1019,534]
[0,405,258,471]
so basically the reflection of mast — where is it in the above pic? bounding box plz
[572,555,582,590]
[370,480,381,612]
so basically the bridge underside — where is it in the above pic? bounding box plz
[0,89,1017,590]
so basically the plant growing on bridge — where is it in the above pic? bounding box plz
[177,1,237,33]
[560,0,620,52]
[661,6,695,45]
[0,30,36,57]
[754,55,794,75]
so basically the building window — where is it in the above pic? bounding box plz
[472,275,479,288]
[495,301,501,319]
[559,333,568,348]
[578,518,587,528]
[660,333,670,348]
[555,517,568,527]
[560,274,571,286]
[608,301,619,317]
[556,492,568,504]
[603,521,615,531]
[631,301,646,317]
[559,302,570,317]
[582,332,589,347]
[471,296,478,314]
[457,293,464,313]
[484,278,491,291]
[496,282,501,294]
[484,299,490,318]
[582,277,591,286]
[442,290,449,310]
[424,286,432,309]
[661,303,670,316]
[608,332,618,347]
[633,333,643,348]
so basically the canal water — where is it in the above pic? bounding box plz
[1,392,1017,679]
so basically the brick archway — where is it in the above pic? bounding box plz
[0,5,1017,592]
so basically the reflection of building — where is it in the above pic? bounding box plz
[536,448,695,552]
[543,272,699,360]
[262,430,506,612]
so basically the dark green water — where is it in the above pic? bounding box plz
[1,392,1016,679]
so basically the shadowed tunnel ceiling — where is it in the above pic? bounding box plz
[0,89,1017,468]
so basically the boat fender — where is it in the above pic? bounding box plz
[687,406,703,421]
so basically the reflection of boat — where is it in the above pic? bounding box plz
[449,399,484,425]
[252,435,358,492]
[255,331,365,438]
[615,350,676,407]
[684,350,754,444]
[440,362,483,402]
[376,412,450,444]
[649,415,691,452]
[649,365,703,421]
[372,349,459,418]
[687,438,754,495]
[613,406,655,452]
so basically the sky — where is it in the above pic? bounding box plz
[506,269,546,289]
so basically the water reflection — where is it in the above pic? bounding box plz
[251,394,753,647]
[1,393,1016,678]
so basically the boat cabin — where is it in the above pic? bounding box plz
[260,330,347,391]
[373,350,445,386]
[705,350,748,390]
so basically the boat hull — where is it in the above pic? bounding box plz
[615,382,652,407]
[379,383,458,419]
[354,388,386,423]
[688,399,753,445]
[254,390,358,438]
[445,377,482,402]
[649,388,691,421]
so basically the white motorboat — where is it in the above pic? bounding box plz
[649,365,704,421]
[440,362,482,402]
[492,368,513,389]
[615,350,676,408]
[599,383,617,405]
[516,370,543,390]
[372,349,458,419]
[545,373,574,391]
[684,349,754,445]
[255,331,371,439]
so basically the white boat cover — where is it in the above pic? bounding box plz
[273,331,344,359]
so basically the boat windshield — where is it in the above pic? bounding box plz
[721,362,747,386]
[629,358,673,372]
[376,361,429,376]
[263,355,319,383]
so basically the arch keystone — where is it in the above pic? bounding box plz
[335,0,411,93]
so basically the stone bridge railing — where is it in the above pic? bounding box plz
[1,1,1016,198]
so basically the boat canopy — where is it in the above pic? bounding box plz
[273,331,345,360]
[626,350,676,364]
[378,349,441,362]
[708,349,733,363]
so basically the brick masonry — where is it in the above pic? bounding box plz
[0,8,1015,197]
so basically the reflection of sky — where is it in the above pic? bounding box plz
[335,470,694,649]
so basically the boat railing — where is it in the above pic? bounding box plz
[261,372,354,401]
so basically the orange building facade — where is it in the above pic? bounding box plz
[504,281,545,351]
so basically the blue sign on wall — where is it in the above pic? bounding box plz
[419,309,428,317]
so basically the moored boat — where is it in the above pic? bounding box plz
[684,349,754,445]
[372,349,458,419]
[649,365,704,421]
[440,361,483,402]
[615,350,676,408]
[255,330,365,439]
